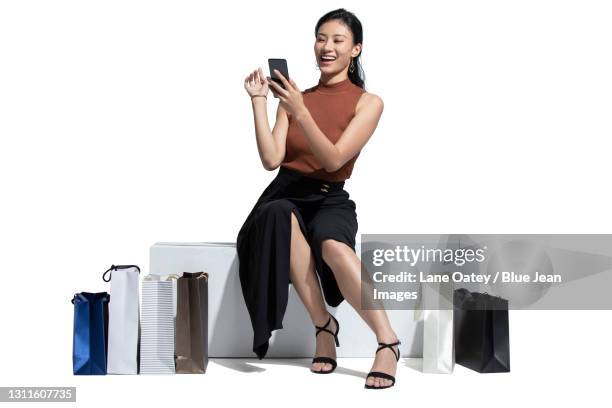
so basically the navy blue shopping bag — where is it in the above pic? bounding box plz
[71,292,110,375]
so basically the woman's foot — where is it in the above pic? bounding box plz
[311,314,338,373]
[365,336,400,388]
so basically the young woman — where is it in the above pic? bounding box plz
[237,8,400,389]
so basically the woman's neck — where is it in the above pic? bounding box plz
[318,73,349,87]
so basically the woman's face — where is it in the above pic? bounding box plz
[315,19,361,75]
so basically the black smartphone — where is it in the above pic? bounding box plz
[268,58,289,96]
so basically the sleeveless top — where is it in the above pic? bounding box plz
[280,77,366,182]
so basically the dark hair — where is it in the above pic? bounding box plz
[315,8,365,89]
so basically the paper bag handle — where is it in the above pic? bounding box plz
[102,264,141,282]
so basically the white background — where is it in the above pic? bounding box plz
[1,0,611,405]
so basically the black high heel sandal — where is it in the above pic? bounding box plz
[364,340,401,389]
[311,313,340,374]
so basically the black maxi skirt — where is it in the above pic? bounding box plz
[236,165,358,359]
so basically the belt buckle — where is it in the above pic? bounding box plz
[320,183,330,193]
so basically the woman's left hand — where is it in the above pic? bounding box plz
[267,69,307,118]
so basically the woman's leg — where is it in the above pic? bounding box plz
[321,238,399,388]
[289,212,338,372]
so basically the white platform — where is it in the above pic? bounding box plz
[150,242,422,358]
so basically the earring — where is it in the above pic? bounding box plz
[349,58,355,73]
[315,60,320,71]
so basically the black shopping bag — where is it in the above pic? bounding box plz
[453,288,510,373]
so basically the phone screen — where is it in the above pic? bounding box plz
[268,58,289,90]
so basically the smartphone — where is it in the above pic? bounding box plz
[268,58,289,97]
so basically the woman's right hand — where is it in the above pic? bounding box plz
[244,67,269,98]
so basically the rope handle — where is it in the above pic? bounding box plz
[180,271,209,281]
[102,264,141,282]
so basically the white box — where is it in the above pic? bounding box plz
[150,242,422,358]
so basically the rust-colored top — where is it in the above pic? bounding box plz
[280,77,366,182]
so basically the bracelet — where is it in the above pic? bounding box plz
[251,95,267,100]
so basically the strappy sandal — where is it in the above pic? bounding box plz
[364,340,401,389]
[311,313,340,374]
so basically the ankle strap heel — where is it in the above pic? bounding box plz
[315,314,340,347]
[311,313,340,374]
[376,340,401,362]
[365,340,401,389]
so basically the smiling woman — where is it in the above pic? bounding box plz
[313,16,365,89]
[237,8,399,390]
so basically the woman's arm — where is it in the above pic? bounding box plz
[251,98,289,170]
[245,67,289,171]
[294,93,384,172]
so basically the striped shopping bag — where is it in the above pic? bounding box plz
[139,274,177,374]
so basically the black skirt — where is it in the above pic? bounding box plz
[236,165,358,359]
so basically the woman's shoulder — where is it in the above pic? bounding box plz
[356,91,384,112]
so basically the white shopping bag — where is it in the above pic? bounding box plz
[415,280,455,374]
[139,274,178,375]
[104,265,140,375]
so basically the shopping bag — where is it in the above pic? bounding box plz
[175,272,209,374]
[71,292,110,375]
[415,281,455,373]
[103,265,141,375]
[140,274,178,374]
[453,288,510,373]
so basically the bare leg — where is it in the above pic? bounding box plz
[288,212,338,372]
[322,239,399,388]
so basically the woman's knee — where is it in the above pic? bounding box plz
[321,238,352,268]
